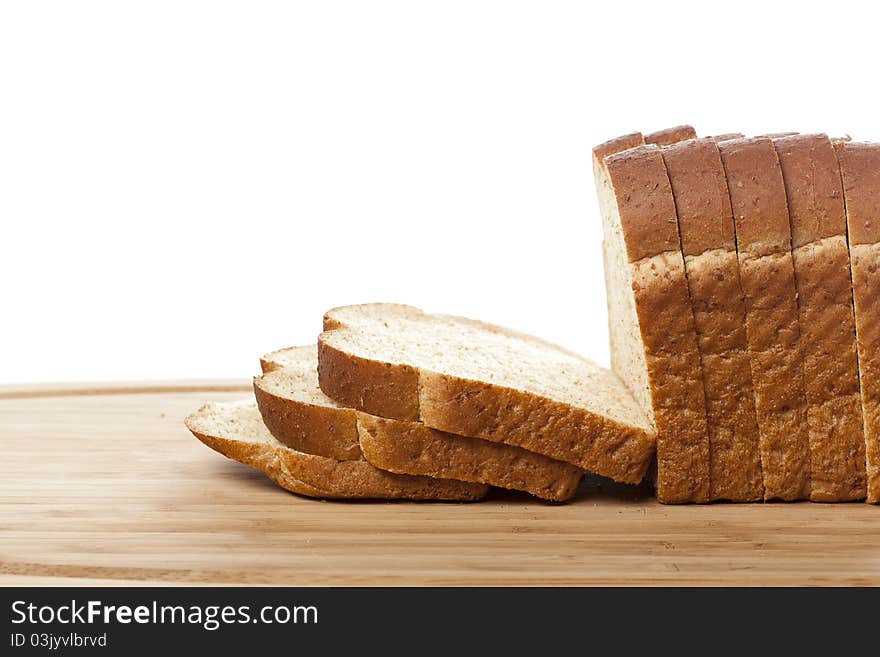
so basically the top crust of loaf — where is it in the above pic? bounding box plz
[718,137,793,256]
[644,125,697,147]
[836,141,880,245]
[603,145,683,262]
[662,138,736,256]
[711,133,745,142]
[773,134,847,247]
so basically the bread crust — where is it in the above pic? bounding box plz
[603,145,711,503]
[253,374,362,461]
[774,134,866,501]
[258,345,585,500]
[318,339,420,422]
[185,403,488,501]
[603,146,684,262]
[644,125,697,146]
[356,414,583,501]
[836,141,880,503]
[718,137,811,500]
[661,138,763,501]
[317,305,656,484]
[592,132,645,163]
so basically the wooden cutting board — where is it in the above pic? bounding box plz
[1,382,878,586]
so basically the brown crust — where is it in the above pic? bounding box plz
[317,306,656,485]
[185,403,488,501]
[356,414,583,502]
[837,141,880,503]
[837,142,880,245]
[416,371,654,484]
[592,132,645,164]
[711,133,744,142]
[318,339,420,422]
[259,344,588,499]
[644,125,697,146]
[253,374,362,461]
[774,135,865,501]
[661,138,763,501]
[720,137,793,256]
[604,145,684,262]
[604,145,711,502]
[774,134,848,247]
[662,138,736,256]
[718,137,811,500]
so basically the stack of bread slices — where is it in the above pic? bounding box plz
[186,125,879,504]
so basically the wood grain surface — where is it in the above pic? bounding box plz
[1,382,878,586]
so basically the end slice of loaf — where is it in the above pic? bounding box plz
[257,345,583,501]
[773,134,866,502]
[594,142,711,503]
[836,141,880,504]
[316,304,655,484]
[185,401,488,501]
[661,137,763,501]
[718,137,811,501]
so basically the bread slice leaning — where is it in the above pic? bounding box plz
[836,141,880,504]
[717,137,811,500]
[185,401,488,501]
[773,134,866,501]
[316,304,655,484]
[257,345,583,501]
[660,137,763,501]
[593,142,711,503]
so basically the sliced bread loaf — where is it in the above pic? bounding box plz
[660,137,763,501]
[256,345,583,501]
[594,143,711,503]
[185,401,488,501]
[717,137,811,500]
[316,304,655,484]
[836,141,880,504]
[773,134,866,501]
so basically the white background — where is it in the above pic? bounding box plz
[1,1,877,384]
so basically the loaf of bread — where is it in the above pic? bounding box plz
[183,124,877,505]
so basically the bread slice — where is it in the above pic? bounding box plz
[773,134,866,501]
[185,401,488,501]
[660,138,763,501]
[717,137,811,500]
[256,345,583,501]
[836,141,880,504]
[316,304,655,484]
[644,125,697,146]
[593,143,711,503]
